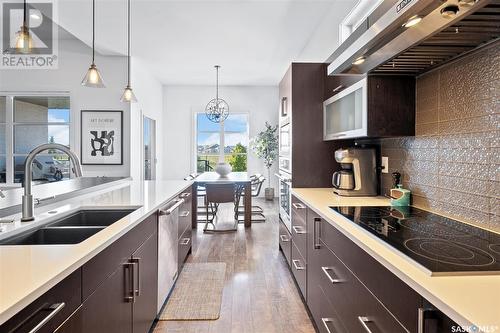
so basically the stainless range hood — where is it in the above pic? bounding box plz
[327,0,500,76]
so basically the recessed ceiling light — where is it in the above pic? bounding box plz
[402,15,422,28]
[441,5,460,19]
[458,0,478,8]
[352,56,366,65]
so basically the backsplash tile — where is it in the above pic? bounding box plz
[379,43,500,231]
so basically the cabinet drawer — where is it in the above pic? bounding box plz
[82,213,157,300]
[291,241,307,300]
[291,196,307,223]
[308,284,348,333]
[54,306,82,333]
[316,240,406,333]
[0,269,82,333]
[178,190,192,238]
[291,216,307,260]
[278,220,292,267]
[178,227,192,270]
[320,218,421,332]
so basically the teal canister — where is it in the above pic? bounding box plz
[390,184,411,206]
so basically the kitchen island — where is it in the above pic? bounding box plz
[0,179,193,328]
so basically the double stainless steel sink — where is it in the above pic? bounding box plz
[0,209,137,245]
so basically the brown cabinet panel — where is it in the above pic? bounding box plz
[291,241,307,300]
[54,306,82,333]
[278,220,292,266]
[178,190,192,239]
[178,226,192,271]
[132,233,158,333]
[81,264,133,333]
[324,74,364,101]
[308,283,349,333]
[291,207,307,261]
[320,217,421,332]
[291,195,307,224]
[0,269,82,333]
[82,213,156,300]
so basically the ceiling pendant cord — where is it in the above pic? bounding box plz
[127,0,131,87]
[92,0,95,64]
[23,0,27,29]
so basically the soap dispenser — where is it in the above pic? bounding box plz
[390,171,411,206]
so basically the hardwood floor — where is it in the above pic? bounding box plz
[153,199,316,333]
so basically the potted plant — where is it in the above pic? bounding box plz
[251,122,279,200]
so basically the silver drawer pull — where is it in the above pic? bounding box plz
[321,318,335,333]
[292,226,306,234]
[279,234,290,242]
[292,203,306,210]
[292,259,305,270]
[180,192,191,198]
[358,316,375,333]
[159,199,185,215]
[28,302,66,333]
[180,238,190,245]
[321,266,342,284]
[179,211,190,217]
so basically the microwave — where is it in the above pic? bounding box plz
[323,78,368,140]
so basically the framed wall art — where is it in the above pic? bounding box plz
[81,110,123,165]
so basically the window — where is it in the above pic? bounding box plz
[0,95,71,185]
[196,113,249,173]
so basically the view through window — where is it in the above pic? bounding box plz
[196,113,249,173]
[0,95,71,185]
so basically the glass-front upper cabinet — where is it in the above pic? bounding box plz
[323,78,367,140]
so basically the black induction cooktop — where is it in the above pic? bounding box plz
[330,206,500,275]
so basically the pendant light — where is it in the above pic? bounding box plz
[14,0,33,54]
[121,0,137,102]
[205,65,229,123]
[82,0,105,88]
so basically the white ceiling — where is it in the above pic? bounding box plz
[56,0,358,85]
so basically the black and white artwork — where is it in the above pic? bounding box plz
[81,110,123,165]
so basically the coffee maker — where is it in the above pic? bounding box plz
[332,147,378,196]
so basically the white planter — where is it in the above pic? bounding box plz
[215,162,232,177]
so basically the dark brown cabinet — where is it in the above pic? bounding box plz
[178,188,193,272]
[278,219,292,266]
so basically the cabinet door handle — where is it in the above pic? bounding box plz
[131,257,141,297]
[281,97,288,117]
[321,266,342,284]
[27,302,65,333]
[329,133,347,139]
[179,211,190,217]
[358,316,376,333]
[159,199,185,215]
[332,85,345,93]
[292,203,306,210]
[180,237,190,245]
[279,234,289,242]
[321,318,336,333]
[124,262,136,303]
[180,192,191,198]
[314,217,321,249]
[292,259,305,270]
[418,307,435,333]
[292,225,306,234]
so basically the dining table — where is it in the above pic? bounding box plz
[191,171,253,228]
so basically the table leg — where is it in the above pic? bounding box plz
[244,182,252,228]
[192,183,197,229]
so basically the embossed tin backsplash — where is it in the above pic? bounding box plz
[378,42,499,231]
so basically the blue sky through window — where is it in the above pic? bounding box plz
[197,113,248,149]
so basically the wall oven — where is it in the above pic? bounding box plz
[276,172,292,232]
[279,121,291,174]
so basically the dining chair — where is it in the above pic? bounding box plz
[237,175,266,222]
[203,183,242,233]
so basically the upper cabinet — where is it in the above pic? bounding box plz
[323,75,415,140]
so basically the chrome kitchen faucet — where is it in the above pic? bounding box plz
[21,143,83,222]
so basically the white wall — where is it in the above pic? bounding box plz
[0,36,131,178]
[129,57,165,181]
[163,85,279,194]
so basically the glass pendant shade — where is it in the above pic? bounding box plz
[121,86,137,102]
[81,63,105,88]
[15,25,33,53]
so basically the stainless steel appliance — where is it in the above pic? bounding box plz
[279,121,291,174]
[276,172,292,231]
[333,147,377,196]
[327,0,500,76]
[157,198,184,311]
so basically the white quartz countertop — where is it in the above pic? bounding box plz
[292,188,500,332]
[0,179,192,325]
